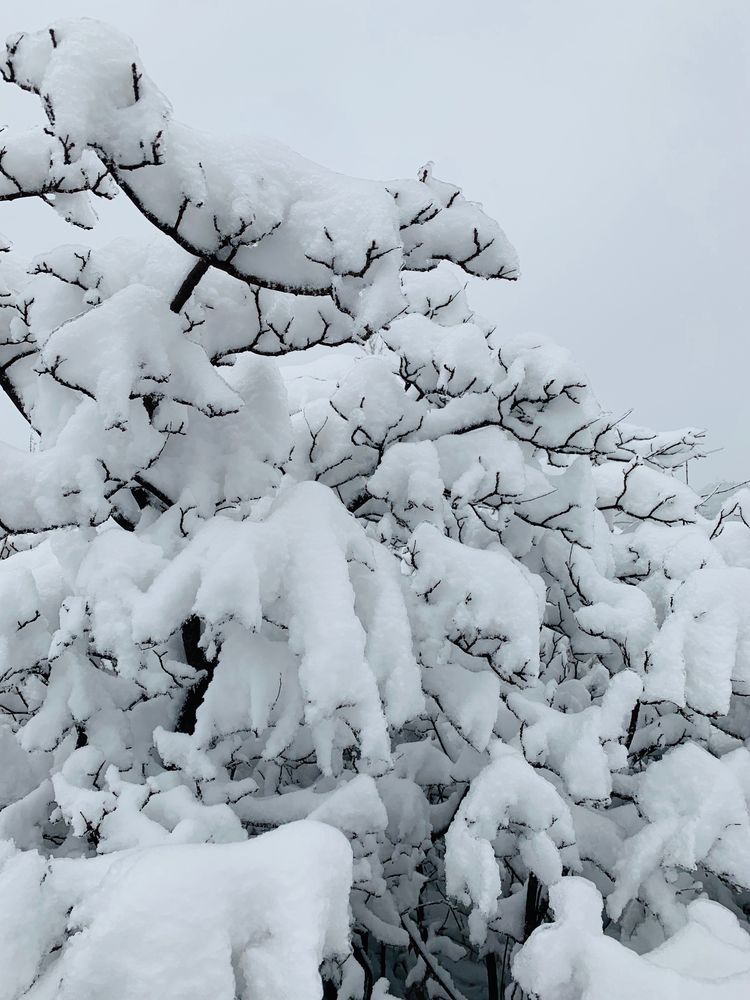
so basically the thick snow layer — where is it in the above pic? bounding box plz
[409,522,544,683]
[508,670,641,802]
[0,125,116,227]
[134,482,422,774]
[594,461,698,526]
[646,566,750,714]
[41,284,241,426]
[445,744,578,944]
[0,821,352,1000]
[3,20,518,332]
[514,877,750,1000]
[608,743,750,923]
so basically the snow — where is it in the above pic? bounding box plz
[594,460,699,526]
[608,744,750,923]
[445,744,578,945]
[131,482,420,775]
[646,566,750,714]
[0,820,352,1000]
[0,13,747,1000]
[409,521,544,684]
[614,422,708,470]
[515,877,750,1000]
[41,284,242,427]
[0,126,115,228]
[3,20,517,332]
[508,670,641,802]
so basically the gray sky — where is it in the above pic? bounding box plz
[1,0,747,484]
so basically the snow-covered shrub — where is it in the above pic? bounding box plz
[0,17,748,999]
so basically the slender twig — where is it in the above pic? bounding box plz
[401,915,469,1000]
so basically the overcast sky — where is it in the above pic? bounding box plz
[1,0,747,484]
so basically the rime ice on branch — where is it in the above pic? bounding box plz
[0,16,749,1000]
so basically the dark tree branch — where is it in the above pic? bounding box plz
[625,701,640,751]
[523,872,545,941]
[0,367,28,422]
[352,940,374,1000]
[401,915,469,1000]
[170,257,211,315]
[175,615,217,735]
[486,952,499,1000]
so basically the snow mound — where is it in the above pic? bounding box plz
[514,876,750,1000]
[0,820,352,1000]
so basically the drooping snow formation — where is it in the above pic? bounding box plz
[0,17,748,1000]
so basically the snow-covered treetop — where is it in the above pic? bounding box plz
[1,19,517,333]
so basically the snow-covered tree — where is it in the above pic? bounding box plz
[0,18,749,1000]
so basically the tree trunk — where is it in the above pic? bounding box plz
[523,872,545,941]
[175,615,217,734]
[485,952,499,1000]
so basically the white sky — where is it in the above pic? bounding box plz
[1,0,747,484]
